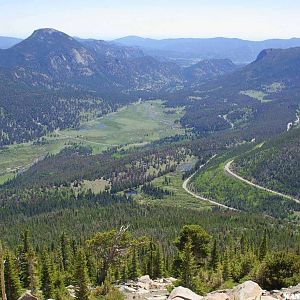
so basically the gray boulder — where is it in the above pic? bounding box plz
[229,281,263,300]
[168,286,203,300]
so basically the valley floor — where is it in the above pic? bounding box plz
[0,100,184,185]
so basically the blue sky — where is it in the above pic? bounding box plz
[0,0,299,40]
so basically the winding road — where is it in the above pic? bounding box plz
[182,155,239,211]
[225,160,300,204]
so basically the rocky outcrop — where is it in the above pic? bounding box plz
[166,281,300,300]
[120,275,176,300]
[121,278,300,300]
[168,286,203,300]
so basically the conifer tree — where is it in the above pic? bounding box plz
[210,240,219,271]
[146,241,155,278]
[60,233,72,272]
[128,246,140,280]
[179,237,198,290]
[0,242,7,300]
[41,251,55,299]
[74,249,90,300]
[19,231,31,288]
[259,229,268,261]
[222,251,231,281]
[4,252,22,300]
[153,246,163,279]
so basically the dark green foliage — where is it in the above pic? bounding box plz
[128,246,140,281]
[179,237,198,291]
[74,249,90,300]
[141,183,173,199]
[174,225,211,264]
[4,252,22,300]
[259,230,268,261]
[256,252,300,290]
[18,231,31,288]
[41,251,55,299]
[209,240,219,271]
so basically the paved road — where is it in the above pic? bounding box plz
[182,155,239,211]
[225,160,300,204]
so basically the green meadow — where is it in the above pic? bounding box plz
[0,100,185,184]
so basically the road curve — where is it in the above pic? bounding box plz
[225,160,300,205]
[182,155,239,211]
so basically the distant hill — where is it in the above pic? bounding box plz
[211,47,300,90]
[114,36,300,63]
[0,36,22,49]
[179,47,300,139]
[183,58,237,83]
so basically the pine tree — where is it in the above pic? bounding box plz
[28,249,39,296]
[222,251,231,281]
[128,246,140,280]
[60,233,72,272]
[146,241,155,278]
[210,240,219,271]
[259,229,268,261]
[153,246,164,279]
[4,252,22,300]
[74,249,90,300]
[179,237,198,290]
[18,231,31,288]
[0,242,7,300]
[41,251,55,299]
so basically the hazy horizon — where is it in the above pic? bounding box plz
[1,0,300,40]
[1,31,300,42]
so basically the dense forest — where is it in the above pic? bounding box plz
[1,223,299,300]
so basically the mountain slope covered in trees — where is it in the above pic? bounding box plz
[233,128,300,198]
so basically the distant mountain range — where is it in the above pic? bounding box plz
[114,36,300,63]
[3,33,300,64]
[0,29,240,93]
[1,28,300,146]
[0,36,23,49]
[0,29,185,92]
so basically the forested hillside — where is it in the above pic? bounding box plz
[233,128,300,198]
[176,47,300,139]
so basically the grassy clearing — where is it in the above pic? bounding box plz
[240,90,271,103]
[78,178,110,194]
[0,100,185,184]
[134,157,212,211]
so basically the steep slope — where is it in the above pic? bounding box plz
[233,128,300,198]
[222,47,300,89]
